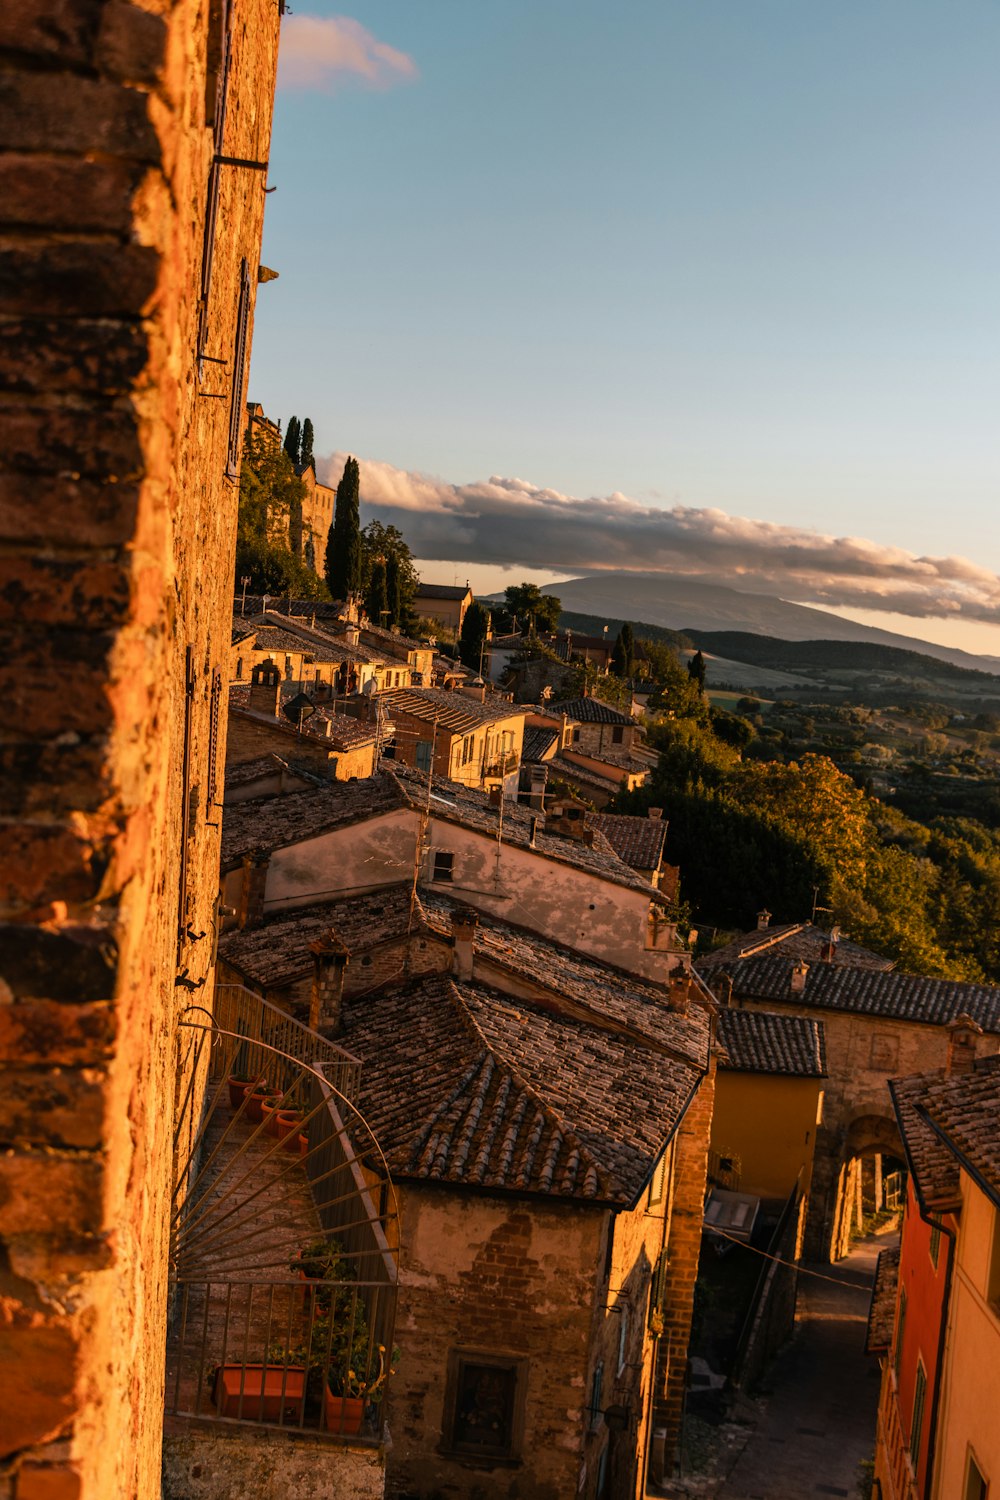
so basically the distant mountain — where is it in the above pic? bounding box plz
[545,574,1000,675]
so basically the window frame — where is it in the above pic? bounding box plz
[439,1349,528,1465]
[909,1358,927,1465]
[432,850,455,884]
[964,1447,989,1500]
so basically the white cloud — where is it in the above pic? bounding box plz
[278,15,417,92]
[318,450,1000,624]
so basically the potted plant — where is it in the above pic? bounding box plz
[210,1355,306,1423]
[260,1093,285,1135]
[227,1069,262,1111]
[245,1081,274,1123]
[325,1342,400,1434]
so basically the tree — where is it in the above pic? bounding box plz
[612,623,635,678]
[687,649,706,690]
[503,582,560,635]
[365,556,388,628]
[235,431,327,599]
[360,521,418,630]
[283,415,301,467]
[325,456,362,601]
[300,417,315,472]
[459,601,491,671]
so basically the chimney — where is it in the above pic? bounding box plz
[790,960,809,995]
[345,623,360,648]
[451,910,478,981]
[756,908,771,930]
[489,785,503,809]
[249,660,282,718]
[647,807,663,821]
[309,932,350,1034]
[668,973,690,1015]
[820,940,834,963]
[238,852,269,930]
[946,1014,983,1076]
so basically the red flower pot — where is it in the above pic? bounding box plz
[323,1391,364,1435]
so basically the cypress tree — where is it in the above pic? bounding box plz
[612,623,635,678]
[283,415,301,467]
[687,649,707,690]
[459,601,491,671]
[385,551,403,629]
[325,456,362,601]
[366,557,389,626]
[300,417,315,472]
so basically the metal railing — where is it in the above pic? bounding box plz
[214,983,362,1102]
[483,750,519,779]
[166,997,396,1443]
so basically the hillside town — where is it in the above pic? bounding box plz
[4,4,999,1500]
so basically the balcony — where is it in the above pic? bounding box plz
[482,750,519,781]
[163,986,397,1498]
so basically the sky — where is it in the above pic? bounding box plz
[248,2,1000,656]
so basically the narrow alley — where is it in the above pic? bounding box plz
[665,1232,890,1500]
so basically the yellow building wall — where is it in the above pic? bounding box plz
[933,1174,1000,1500]
[710,1072,822,1200]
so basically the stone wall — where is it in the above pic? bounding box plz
[163,1419,385,1500]
[0,0,279,1492]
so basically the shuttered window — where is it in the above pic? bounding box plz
[226,259,251,478]
[910,1361,926,1464]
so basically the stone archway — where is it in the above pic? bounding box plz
[829,1113,904,1261]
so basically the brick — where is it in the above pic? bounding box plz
[0,403,144,480]
[0,472,141,549]
[0,1318,78,1457]
[0,316,148,400]
[16,1464,83,1500]
[0,156,143,236]
[0,926,117,1003]
[0,824,109,912]
[0,73,158,160]
[0,1153,104,1235]
[0,1002,116,1065]
[0,1069,107,1150]
[0,740,112,821]
[7,1233,115,1280]
[0,556,130,629]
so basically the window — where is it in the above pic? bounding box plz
[612,725,624,744]
[929,1221,941,1270]
[964,1450,988,1500]
[910,1360,926,1464]
[415,740,433,772]
[616,1304,630,1375]
[443,1352,526,1461]
[988,1206,1000,1310]
[226,258,251,478]
[588,1361,604,1433]
[893,1287,907,1377]
[284,655,293,680]
[235,657,243,679]
[432,851,454,884]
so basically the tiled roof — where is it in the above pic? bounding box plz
[550,755,647,795]
[521,726,559,763]
[221,772,409,868]
[416,891,710,1069]
[389,765,663,898]
[243,620,318,655]
[588,814,666,872]
[552,697,634,725]
[232,622,257,645]
[699,923,894,972]
[378,686,526,733]
[709,956,1000,1032]
[341,973,705,1205]
[866,1245,900,1354]
[218,886,415,987]
[247,613,390,667]
[309,708,383,749]
[224,754,318,790]
[233,596,344,621]
[889,1073,962,1210]
[912,1059,1000,1204]
[415,583,471,600]
[716,1008,826,1077]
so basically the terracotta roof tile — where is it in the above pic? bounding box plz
[379,686,526,732]
[866,1245,900,1354]
[522,726,560,762]
[221,772,408,868]
[553,697,633,725]
[699,923,894,971]
[709,956,1000,1031]
[716,1008,827,1077]
[907,1059,1000,1204]
[218,886,415,987]
[588,814,666,872]
[889,1073,962,1210]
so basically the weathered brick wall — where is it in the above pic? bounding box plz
[387,1187,604,1499]
[226,708,337,771]
[654,1062,715,1471]
[0,0,279,1493]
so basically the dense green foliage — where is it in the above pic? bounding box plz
[236,432,328,599]
[283,415,301,466]
[503,582,561,634]
[459,601,491,671]
[325,457,362,601]
[612,623,634,678]
[300,417,314,471]
[359,521,418,631]
[613,636,1000,981]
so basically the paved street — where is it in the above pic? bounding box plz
[714,1233,887,1500]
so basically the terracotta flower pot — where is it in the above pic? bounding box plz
[323,1390,364,1435]
[277,1109,305,1149]
[228,1076,255,1110]
[246,1087,272,1123]
[260,1097,283,1135]
[213,1363,306,1422]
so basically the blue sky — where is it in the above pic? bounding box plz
[249,2,1000,653]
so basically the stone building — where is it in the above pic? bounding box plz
[413,581,474,634]
[216,882,719,1494]
[1,0,282,1493]
[699,943,1000,1259]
